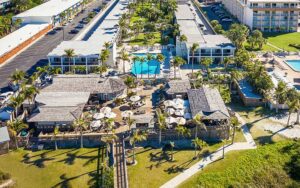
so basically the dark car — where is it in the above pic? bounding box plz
[70,29,79,34]
[47,30,56,35]
[76,24,84,29]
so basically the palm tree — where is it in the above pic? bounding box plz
[139,57,146,79]
[274,81,288,113]
[192,137,206,158]
[53,126,59,150]
[230,117,239,144]
[98,64,108,77]
[192,114,207,139]
[132,56,140,77]
[7,119,28,149]
[156,108,166,146]
[201,58,212,72]
[229,70,242,91]
[10,69,26,86]
[172,56,186,79]
[22,86,39,105]
[179,34,187,56]
[120,48,130,74]
[129,130,148,164]
[226,24,249,50]
[104,42,111,50]
[126,117,136,131]
[64,49,75,73]
[9,95,25,120]
[169,141,175,161]
[175,124,191,140]
[156,54,165,79]
[73,118,88,148]
[190,43,199,79]
[146,53,154,79]
[222,57,234,71]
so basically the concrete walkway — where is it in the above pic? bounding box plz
[160,114,256,188]
[0,179,14,188]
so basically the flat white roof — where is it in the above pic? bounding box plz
[49,0,127,56]
[176,2,234,48]
[14,0,82,18]
[0,24,49,57]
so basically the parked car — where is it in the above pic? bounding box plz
[47,30,56,35]
[55,26,63,31]
[70,29,79,34]
[221,18,233,22]
[0,92,14,105]
[76,24,84,29]
[62,22,68,26]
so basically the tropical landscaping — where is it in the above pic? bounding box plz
[119,0,178,46]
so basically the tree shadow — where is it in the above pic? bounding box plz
[51,171,96,188]
[22,152,55,168]
[57,151,79,165]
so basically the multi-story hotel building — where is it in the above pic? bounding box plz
[222,0,300,32]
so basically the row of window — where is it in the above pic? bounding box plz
[250,2,298,8]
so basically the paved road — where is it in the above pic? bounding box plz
[0,0,103,91]
[160,114,256,188]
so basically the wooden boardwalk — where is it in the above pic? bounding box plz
[114,139,128,188]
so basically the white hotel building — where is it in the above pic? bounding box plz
[175,1,236,64]
[222,0,300,32]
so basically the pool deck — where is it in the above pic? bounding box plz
[260,54,300,90]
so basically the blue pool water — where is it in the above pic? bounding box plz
[131,53,160,75]
[286,60,300,71]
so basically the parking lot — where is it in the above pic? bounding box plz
[0,0,104,92]
[201,3,238,31]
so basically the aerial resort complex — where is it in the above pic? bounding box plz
[0,0,300,187]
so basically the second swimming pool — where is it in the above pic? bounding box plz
[286,60,300,72]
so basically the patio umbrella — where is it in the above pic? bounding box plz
[100,107,112,114]
[93,113,105,120]
[165,117,176,124]
[130,95,141,102]
[173,98,184,105]
[121,110,133,118]
[184,113,192,120]
[163,100,175,107]
[166,108,175,115]
[105,112,117,119]
[174,109,184,117]
[173,103,184,109]
[125,45,132,51]
[90,120,101,128]
[176,117,186,125]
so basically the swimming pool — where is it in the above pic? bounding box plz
[286,60,300,72]
[131,53,160,75]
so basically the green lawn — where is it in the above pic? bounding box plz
[0,148,101,188]
[129,32,161,46]
[229,103,286,145]
[244,42,279,52]
[179,141,300,188]
[264,32,300,52]
[127,143,223,188]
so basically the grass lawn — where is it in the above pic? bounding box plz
[0,148,101,188]
[263,32,300,52]
[179,141,300,188]
[129,32,161,46]
[229,103,287,145]
[127,143,223,188]
[244,42,279,52]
